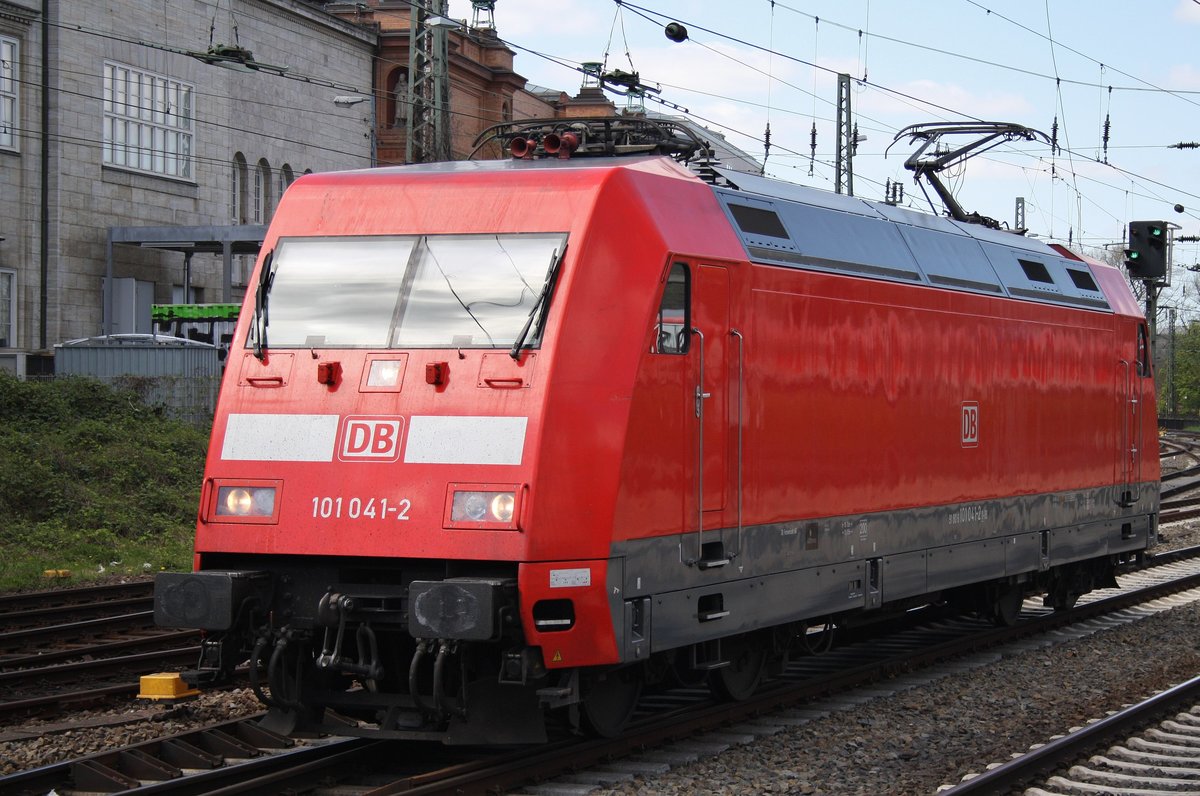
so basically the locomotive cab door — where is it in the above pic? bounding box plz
[691,263,732,566]
[656,260,737,569]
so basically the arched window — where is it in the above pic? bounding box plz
[0,268,15,348]
[501,100,511,123]
[278,163,294,204]
[253,158,271,223]
[231,153,248,223]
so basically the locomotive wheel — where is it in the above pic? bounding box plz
[991,584,1024,627]
[580,667,642,738]
[709,638,765,701]
[801,618,836,655]
[1050,591,1079,612]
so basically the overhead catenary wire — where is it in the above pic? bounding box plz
[762,0,775,175]
[25,1,1198,248]
[623,0,1199,226]
[962,0,1200,108]
[809,13,818,176]
[604,0,1196,245]
[0,0,1186,290]
[29,7,860,194]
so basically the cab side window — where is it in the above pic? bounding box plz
[654,263,689,354]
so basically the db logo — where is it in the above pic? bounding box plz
[338,417,404,462]
[961,402,979,448]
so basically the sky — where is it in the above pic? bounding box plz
[445,0,1200,286]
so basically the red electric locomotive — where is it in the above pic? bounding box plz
[156,118,1159,743]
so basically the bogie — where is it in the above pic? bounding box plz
[579,667,643,738]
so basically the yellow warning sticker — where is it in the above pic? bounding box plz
[551,650,563,663]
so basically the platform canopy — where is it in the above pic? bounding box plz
[105,224,267,336]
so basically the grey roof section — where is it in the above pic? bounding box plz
[714,168,889,217]
[648,113,761,175]
[710,167,1111,312]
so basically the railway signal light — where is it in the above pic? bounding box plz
[1125,220,1167,279]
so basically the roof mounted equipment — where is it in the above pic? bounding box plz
[889,122,1050,233]
[471,117,713,163]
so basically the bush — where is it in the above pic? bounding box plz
[0,374,208,590]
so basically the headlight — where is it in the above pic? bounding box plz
[490,493,515,523]
[366,359,404,387]
[450,489,517,526]
[461,492,488,520]
[216,486,276,517]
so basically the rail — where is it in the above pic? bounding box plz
[939,674,1200,795]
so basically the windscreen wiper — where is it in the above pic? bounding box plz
[509,247,565,360]
[252,250,274,361]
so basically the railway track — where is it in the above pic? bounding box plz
[1161,431,1200,499]
[0,579,153,619]
[2,438,1197,790]
[1160,430,1200,465]
[0,714,381,796]
[0,580,158,653]
[7,551,1200,795]
[0,580,200,720]
[940,675,1200,795]
[1159,495,1200,523]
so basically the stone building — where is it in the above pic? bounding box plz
[333,1,759,171]
[327,1,525,164]
[0,0,375,373]
[0,0,757,377]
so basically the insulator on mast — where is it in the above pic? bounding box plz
[1101,113,1111,164]
[808,121,817,176]
[762,122,771,175]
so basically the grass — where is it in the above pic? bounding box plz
[0,374,208,591]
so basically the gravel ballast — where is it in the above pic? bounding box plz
[599,600,1200,795]
[595,518,1200,795]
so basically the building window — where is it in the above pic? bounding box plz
[0,269,14,348]
[253,158,272,223]
[102,61,194,179]
[231,153,248,223]
[0,36,16,150]
[278,163,294,204]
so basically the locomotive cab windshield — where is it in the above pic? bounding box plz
[249,232,567,351]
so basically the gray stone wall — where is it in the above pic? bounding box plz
[0,0,376,355]
[0,1,41,352]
